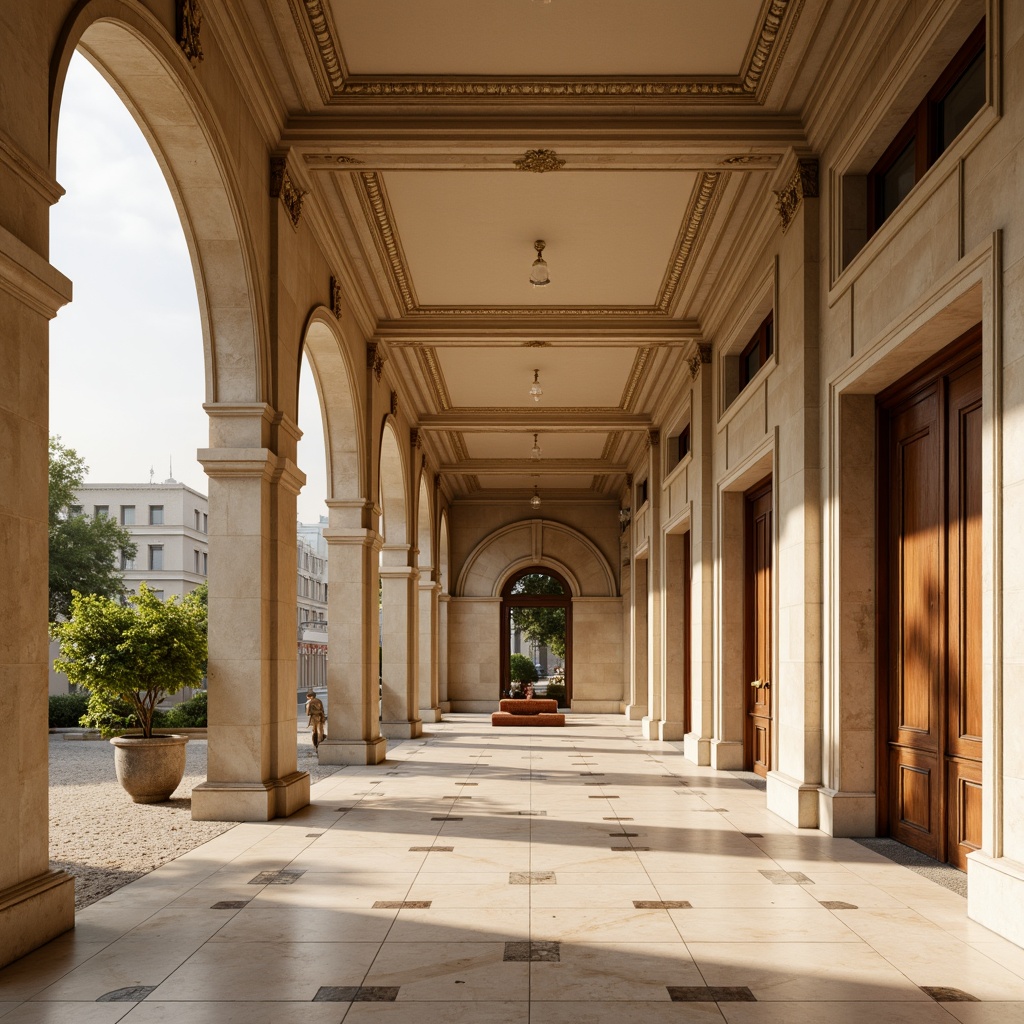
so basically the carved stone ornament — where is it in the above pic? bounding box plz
[269,157,307,228]
[514,149,566,173]
[689,343,713,379]
[626,474,634,489]
[177,0,204,66]
[303,153,363,167]
[411,428,422,450]
[648,429,661,449]
[774,158,819,231]
[390,391,399,417]
[330,276,343,319]
[367,343,385,382]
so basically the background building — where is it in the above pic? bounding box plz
[296,517,328,707]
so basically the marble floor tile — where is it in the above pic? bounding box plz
[531,907,685,943]
[207,906,398,943]
[530,1001,725,1023]
[120,1001,357,1023]
[341,1001,528,1024]
[942,1004,1024,1023]
[668,907,861,943]
[717,1002,956,1023]
[0,1005,135,1024]
[385,907,530,943]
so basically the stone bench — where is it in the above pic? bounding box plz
[492,697,564,727]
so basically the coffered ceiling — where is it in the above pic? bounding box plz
[249,0,826,502]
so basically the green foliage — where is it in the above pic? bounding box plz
[509,574,567,659]
[52,584,208,738]
[48,692,91,728]
[48,437,137,622]
[509,653,539,684]
[544,682,567,707]
[78,690,167,737]
[163,690,208,728]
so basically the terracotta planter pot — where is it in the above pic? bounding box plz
[109,734,189,803]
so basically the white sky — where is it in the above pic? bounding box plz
[50,53,329,524]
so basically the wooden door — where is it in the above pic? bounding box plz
[745,479,773,777]
[879,333,982,868]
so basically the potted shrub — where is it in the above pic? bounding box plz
[52,584,207,803]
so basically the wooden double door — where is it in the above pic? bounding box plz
[879,332,982,870]
[745,478,773,778]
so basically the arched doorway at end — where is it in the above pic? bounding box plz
[500,566,573,705]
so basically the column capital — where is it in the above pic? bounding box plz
[323,527,383,552]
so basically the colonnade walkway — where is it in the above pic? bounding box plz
[2,715,1024,1023]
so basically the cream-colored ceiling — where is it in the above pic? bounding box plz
[382,171,698,308]
[262,0,816,501]
[330,0,764,77]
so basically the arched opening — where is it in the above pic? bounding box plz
[438,510,451,711]
[500,567,573,706]
[417,474,439,720]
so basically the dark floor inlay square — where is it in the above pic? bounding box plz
[742,833,764,838]
[408,846,454,852]
[611,846,650,851]
[922,987,980,1002]
[334,807,354,812]
[373,900,432,909]
[249,869,305,885]
[442,795,471,799]
[759,869,809,885]
[580,772,605,776]
[313,987,358,1002]
[610,832,640,837]
[431,816,464,821]
[668,986,755,1002]
[305,833,324,838]
[504,941,560,962]
[604,817,634,821]
[634,900,692,909]
[211,900,250,909]
[97,987,158,1002]
[584,783,606,786]
[510,871,556,884]
[819,900,858,910]
[516,810,547,816]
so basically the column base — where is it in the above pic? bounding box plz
[191,771,310,821]
[817,788,877,837]
[766,770,820,828]
[438,701,451,713]
[641,716,658,740]
[381,719,424,739]
[419,707,442,723]
[968,852,1024,947]
[658,719,687,741]
[317,736,387,765]
[624,703,648,721]
[683,733,711,765]
[710,739,744,770]
[0,869,75,969]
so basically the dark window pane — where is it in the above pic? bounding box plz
[764,319,774,358]
[938,50,985,152]
[879,138,916,222]
[745,345,761,383]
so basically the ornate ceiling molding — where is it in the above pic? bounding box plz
[514,149,565,173]
[417,347,452,412]
[656,171,723,314]
[295,0,798,102]
[620,348,652,412]
[357,168,726,319]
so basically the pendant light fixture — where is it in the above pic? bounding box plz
[529,368,544,402]
[530,239,550,287]
[530,484,542,509]
[531,433,542,460]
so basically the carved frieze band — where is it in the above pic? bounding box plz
[177,0,204,66]
[411,428,422,450]
[298,0,794,99]
[270,157,307,228]
[774,158,819,231]
[514,149,565,173]
[689,343,712,379]
[358,173,418,312]
[367,342,385,382]
[390,391,399,416]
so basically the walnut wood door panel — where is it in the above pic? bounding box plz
[745,479,772,778]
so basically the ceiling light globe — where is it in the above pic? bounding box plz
[530,257,550,287]
[530,493,542,509]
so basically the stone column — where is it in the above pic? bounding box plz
[380,546,423,738]
[659,533,687,741]
[192,405,311,820]
[642,430,664,741]
[419,577,441,722]
[0,215,76,967]
[685,354,714,765]
[625,554,648,720]
[318,499,386,765]
[438,592,451,712]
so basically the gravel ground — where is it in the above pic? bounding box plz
[49,729,344,909]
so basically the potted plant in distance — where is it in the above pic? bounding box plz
[52,583,208,803]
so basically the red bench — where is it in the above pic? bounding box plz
[492,697,565,727]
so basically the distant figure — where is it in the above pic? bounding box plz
[305,689,326,749]
[524,683,534,699]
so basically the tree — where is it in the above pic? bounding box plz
[509,653,539,685]
[510,573,567,658]
[48,437,137,622]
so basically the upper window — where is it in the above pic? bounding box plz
[739,313,774,392]
[149,545,164,571]
[94,505,109,518]
[121,505,135,526]
[149,505,164,525]
[869,21,985,233]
